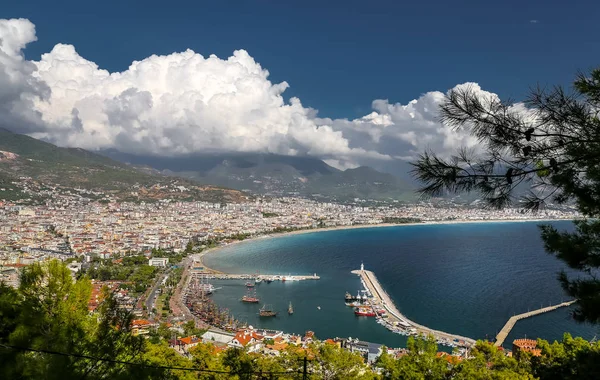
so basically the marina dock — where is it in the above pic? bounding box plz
[352,266,476,347]
[494,300,576,347]
[191,272,320,281]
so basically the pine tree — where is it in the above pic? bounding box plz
[412,68,600,323]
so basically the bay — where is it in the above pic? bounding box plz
[203,221,598,348]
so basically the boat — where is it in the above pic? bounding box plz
[317,306,321,310]
[345,301,362,307]
[354,306,377,317]
[259,304,278,317]
[241,295,260,303]
[345,291,360,302]
[255,277,262,284]
[241,289,259,303]
[288,302,293,315]
[198,283,216,294]
[264,278,273,284]
[245,282,255,288]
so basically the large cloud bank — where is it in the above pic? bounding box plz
[1,18,493,169]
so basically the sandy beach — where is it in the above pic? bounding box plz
[193,217,573,273]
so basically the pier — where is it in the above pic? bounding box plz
[352,266,476,347]
[494,300,576,347]
[191,272,320,281]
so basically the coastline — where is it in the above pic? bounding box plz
[195,217,573,273]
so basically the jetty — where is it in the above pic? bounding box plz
[494,300,577,347]
[190,272,320,281]
[352,265,476,347]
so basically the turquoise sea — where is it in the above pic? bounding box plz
[203,221,598,348]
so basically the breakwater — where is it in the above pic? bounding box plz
[352,266,477,348]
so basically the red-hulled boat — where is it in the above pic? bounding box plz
[354,306,377,317]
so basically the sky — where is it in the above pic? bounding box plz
[1,0,599,173]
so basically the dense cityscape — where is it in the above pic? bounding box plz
[2,2,600,377]
[0,196,577,269]
[0,191,580,370]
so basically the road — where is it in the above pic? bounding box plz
[145,268,171,319]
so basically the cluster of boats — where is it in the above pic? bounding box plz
[240,278,294,317]
[344,290,386,317]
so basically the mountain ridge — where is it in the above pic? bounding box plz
[100,150,417,202]
[0,129,246,203]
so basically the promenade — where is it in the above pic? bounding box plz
[494,300,577,347]
[352,267,477,347]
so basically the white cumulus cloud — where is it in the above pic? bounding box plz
[0,18,505,170]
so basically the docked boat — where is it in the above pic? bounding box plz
[245,282,255,288]
[264,278,273,284]
[288,302,293,315]
[255,277,262,284]
[354,306,377,317]
[345,301,363,307]
[345,291,360,302]
[259,304,278,317]
[198,283,216,294]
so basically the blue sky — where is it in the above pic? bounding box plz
[1,0,599,172]
[7,0,599,119]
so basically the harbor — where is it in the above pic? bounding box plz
[351,263,477,348]
[184,223,595,348]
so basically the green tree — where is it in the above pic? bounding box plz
[453,341,533,379]
[377,335,448,380]
[311,343,377,380]
[222,348,256,380]
[412,68,600,323]
[0,260,151,380]
[189,343,228,379]
[528,333,600,379]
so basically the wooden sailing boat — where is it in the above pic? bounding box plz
[259,304,277,317]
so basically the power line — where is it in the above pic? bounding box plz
[0,344,304,376]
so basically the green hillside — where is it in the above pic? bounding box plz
[0,129,246,203]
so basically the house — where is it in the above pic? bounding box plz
[229,329,264,353]
[436,352,462,365]
[263,342,289,356]
[149,257,169,267]
[131,319,156,336]
[342,338,383,363]
[178,335,202,351]
[512,339,541,357]
[202,330,235,345]
[287,335,302,345]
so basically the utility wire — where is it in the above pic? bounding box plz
[0,344,304,376]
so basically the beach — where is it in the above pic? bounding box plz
[194,217,572,273]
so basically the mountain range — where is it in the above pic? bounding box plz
[0,128,416,203]
[0,129,245,203]
[100,151,417,202]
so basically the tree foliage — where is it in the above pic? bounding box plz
[0,260,150,379]
[412,68,600,323]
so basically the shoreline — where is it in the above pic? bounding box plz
[195,217,573,272]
